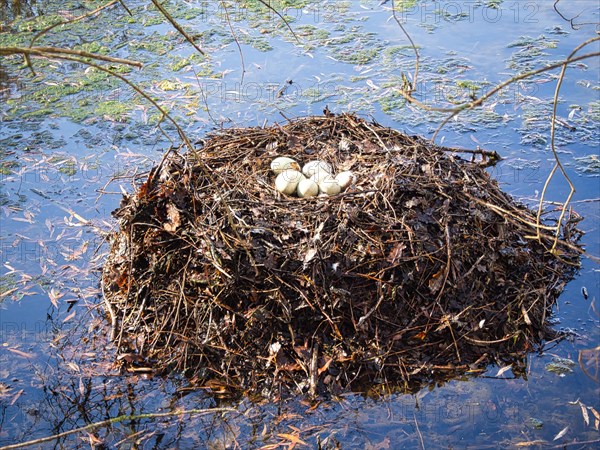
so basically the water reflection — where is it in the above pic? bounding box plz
[0,0,598,448]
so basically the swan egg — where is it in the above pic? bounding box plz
[335,171,355,190]
[297,178,319,198]
[302,160,332,178]
[271,156,300,175]
[319,174,341,195]
[275,169,304,195]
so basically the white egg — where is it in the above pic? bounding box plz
[319,174,341,196]
[335,171,355,190]
[270,156,300,175]
[309,171,330,184]
[302,160,332,178]
[275,169,304,195]
[297,178,319,198]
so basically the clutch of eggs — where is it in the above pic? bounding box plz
[271,157,354,197]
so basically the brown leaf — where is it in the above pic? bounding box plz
[515,440,546,447]
[387,242,406,264]
[164,203,181,232]
[428,268,445,293]
[277,433,307,448]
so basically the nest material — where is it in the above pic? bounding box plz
[102,114,581,395]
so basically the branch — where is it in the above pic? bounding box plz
[0,46,143,68]
[535,37,599,252]
[150,0,205,56]
[391,0,420,93]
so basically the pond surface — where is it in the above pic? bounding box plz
[1,1,599,448]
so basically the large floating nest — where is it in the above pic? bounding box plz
[102,114,581,396]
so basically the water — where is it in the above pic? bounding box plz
[1,1,599,448]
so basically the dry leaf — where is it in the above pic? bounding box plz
[428,268,445,293]
[588,406,600,422]
[277,433,307,448]
[7,348,34,358]
[495,365,512,377]
[10,389,24,406]
[515,440,546,447]
[304,248,317,265]
[552,425,569,441]
[49,288,63,308]
[387,242,406,264]
[579,401,590,426]
[164,203,181,232]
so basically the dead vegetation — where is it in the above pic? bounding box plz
[102,113,581,396]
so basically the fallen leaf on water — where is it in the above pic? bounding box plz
[49,288,63,308]
[65,240,89,261]
[515,440,546,447]
[552,425,569,441]
[0,288,18,299]
[277,433,307,448]
[588,406,600,430]
[365,436,391,450]
[7,348,34,358]
[495,365,512,377]
[580,401,590,426]
[63,310,76,323]
[10,389,24,406]
[57,205,89,224]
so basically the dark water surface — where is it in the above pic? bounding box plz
[1,1,599,448]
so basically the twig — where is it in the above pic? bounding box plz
[413,412,425,450]
[0,46,142,67]
[220,0,245,83]
[535,37,599,253]
[150,0,205,55]
[391,0,420,92]
[255,0,300,44]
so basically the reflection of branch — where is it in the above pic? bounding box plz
[255,0,300,43]
[0,408,237,450]
[220,0,245,83]
[30,0,121,47]
[553,0,599,29]
[150,0,205,55]
[391,0,420,92]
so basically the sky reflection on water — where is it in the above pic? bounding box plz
[0,1,599,448]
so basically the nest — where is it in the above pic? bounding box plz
[102,114,581,396]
